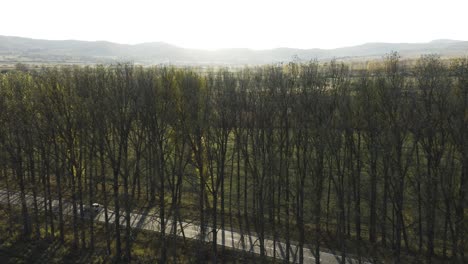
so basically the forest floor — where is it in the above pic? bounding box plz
[0,188,457,263]
[0,206,271,263]
[0,189,372,264]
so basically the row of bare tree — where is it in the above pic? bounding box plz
[0,54,466,263]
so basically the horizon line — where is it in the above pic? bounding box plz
[1,34,466,52]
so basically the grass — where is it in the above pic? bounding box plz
[0,205,276,263]
[1,161,466,263]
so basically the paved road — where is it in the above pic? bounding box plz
[0,189,372,264]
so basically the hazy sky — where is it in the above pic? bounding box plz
[2,0,467,50]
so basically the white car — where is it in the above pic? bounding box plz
[92,203,100,212]
[78,203,102,217]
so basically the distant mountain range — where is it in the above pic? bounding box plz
[1,35,468,65]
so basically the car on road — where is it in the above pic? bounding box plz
[78,203,102,218]
[92,203,100,212]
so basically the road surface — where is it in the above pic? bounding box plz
[0,189,372,264]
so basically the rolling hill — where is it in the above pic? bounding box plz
[1,35,467,65]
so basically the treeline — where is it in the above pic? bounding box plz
[0,53,466,263]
